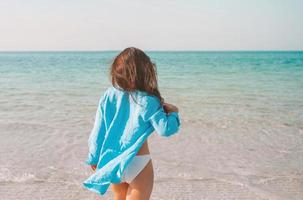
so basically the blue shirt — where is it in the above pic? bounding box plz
[83,86,181,195]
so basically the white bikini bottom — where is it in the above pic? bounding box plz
[121,154,151,183]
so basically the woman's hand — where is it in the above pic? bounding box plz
[91,165,97,171]
[163,102,179,113]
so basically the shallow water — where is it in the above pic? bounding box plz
[0,51,303,199]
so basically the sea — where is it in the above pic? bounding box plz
[0,51,302,199]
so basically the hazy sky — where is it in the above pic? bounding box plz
[1,0,302,51]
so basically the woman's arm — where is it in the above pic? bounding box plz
[144,97,181,137]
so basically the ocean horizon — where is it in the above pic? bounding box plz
[1,50,302,52]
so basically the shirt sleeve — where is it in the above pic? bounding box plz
[143,96,181,137]
[86,91,107,165]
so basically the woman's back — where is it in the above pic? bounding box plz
[83,47,180,199]
[83,86,180,195]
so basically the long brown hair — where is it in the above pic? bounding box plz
[110,47,164,105]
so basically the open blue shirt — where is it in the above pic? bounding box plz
[83,86,181,195]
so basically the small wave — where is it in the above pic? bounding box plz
[0,168,36,183]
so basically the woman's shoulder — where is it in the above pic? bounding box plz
[141,94,160,105]
[101,86,133,102]
[102,86,122,97]
[102,86,161,106]
[98,86,115,104]
[106,86,128,96]
[137,93,162,118]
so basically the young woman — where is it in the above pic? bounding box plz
[83,47,181,200]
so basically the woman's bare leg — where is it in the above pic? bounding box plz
[111,182,129,200]
[126,160,154,200]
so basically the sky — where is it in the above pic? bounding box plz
[0,0,302,51]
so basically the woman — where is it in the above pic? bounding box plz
[83,47,180,200]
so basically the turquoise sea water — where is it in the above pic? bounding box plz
[0,51,303,199]
[1,51,302,127]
